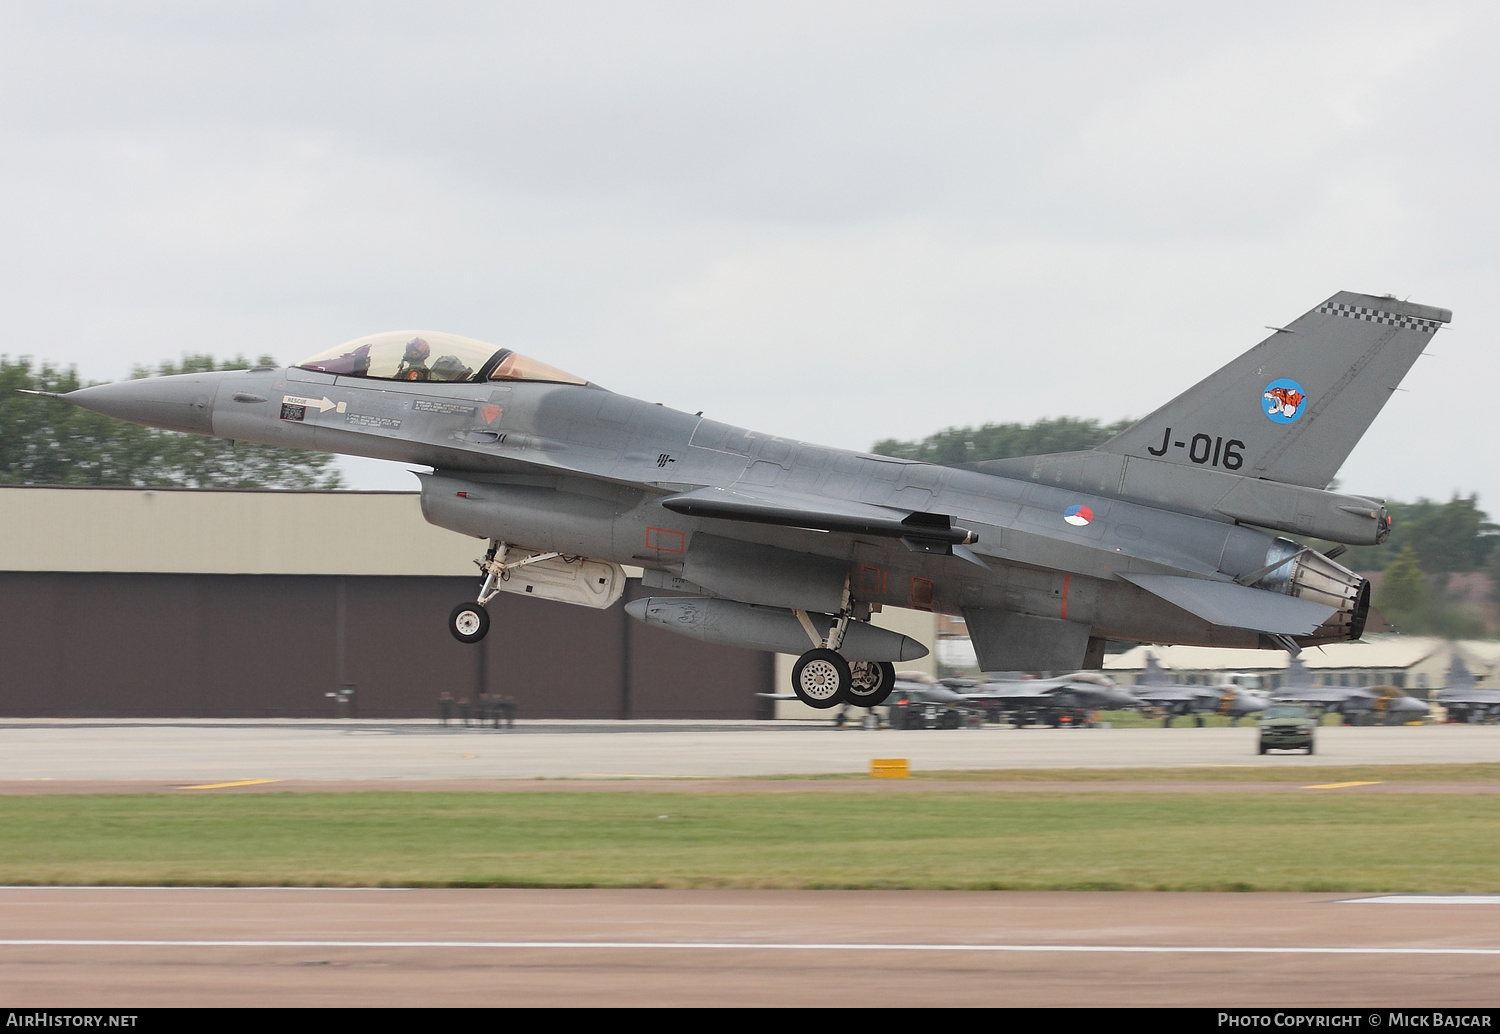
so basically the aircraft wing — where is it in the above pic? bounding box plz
[1274,687,1369,704]
[1119,573,1335,635]
[1133,688,1204,703]
[960,678,1080,702]
[961,684,1057,703]
[960,679,1129,707]
[1438,689,1500,703]
[659,486,978,547]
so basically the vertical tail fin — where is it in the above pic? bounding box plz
[1096,292,1451,488]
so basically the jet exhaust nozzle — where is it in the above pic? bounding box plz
[1258,539,1371,645]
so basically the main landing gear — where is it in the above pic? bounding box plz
[788,586,896,710]
[448,540,564,644]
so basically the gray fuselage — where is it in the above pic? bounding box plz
[160,364,1296,651]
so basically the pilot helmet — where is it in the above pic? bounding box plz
[404,337,431,362]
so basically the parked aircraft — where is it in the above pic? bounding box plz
[1270,685,1430,725]
[949,672,1139,727]
[34,291,1446,709]
[1434,657,1500,724]
[1437,687,1500,724]
[1133,683,1271,727]
[1128,654,1270,725]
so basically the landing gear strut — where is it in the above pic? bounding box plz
[449,539,567,644]
[788,580,894,710]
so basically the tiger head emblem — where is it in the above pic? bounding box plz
[1261,380,1308,422]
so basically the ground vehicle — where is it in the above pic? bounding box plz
[1258,703,1316,754]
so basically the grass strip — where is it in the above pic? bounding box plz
[899,763,1500,783]
[1089,709,1357,729]
[771,763,1500,783]
[1,791,1497,891]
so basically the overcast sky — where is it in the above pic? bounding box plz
[2,1,1495,506]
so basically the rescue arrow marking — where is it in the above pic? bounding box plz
[282,394,340,413]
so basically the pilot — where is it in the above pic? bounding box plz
[393,337,432,381]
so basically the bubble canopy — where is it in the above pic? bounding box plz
[296,331,587,386]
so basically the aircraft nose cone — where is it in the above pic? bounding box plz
[66,371,227,434]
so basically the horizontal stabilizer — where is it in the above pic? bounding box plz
[1121,573,1334,635]
[660,486,976,545]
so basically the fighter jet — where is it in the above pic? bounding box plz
[1129,655,1270,726]
[33,290,1447,711]
[1434,656,1500,724]
[948,671,1140,727]
[1132,684,1271,727]
[1269,685,1430,725]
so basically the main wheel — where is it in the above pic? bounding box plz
[845,660,896,708]
[791,649,851,710]
[449,602,491,644]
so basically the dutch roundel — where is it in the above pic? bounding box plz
[1063,504,1093,527]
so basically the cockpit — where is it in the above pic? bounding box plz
[296,331,587,386]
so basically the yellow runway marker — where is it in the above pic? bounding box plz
[1302,781,1383,790]
[176,779,282,790]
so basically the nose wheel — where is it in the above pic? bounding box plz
[449,602,491,644]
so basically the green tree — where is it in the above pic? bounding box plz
[1,355,344,489]
[873,417,1133,465]
[1376,546,1428,619]
[1374,544,1487,638]
[1486,543,1500,607]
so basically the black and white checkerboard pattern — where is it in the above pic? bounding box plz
[1317,301,1442,334]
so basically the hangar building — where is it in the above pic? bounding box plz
[0,486,787,719]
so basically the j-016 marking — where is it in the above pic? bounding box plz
[1147,428,1246,469]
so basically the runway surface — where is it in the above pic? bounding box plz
[2,718,1496,1007]
[4,887,1500,1007]
[1,719,1496,781]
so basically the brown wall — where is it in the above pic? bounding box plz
[0,573,773,719]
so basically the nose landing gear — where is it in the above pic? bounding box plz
[448,539,566,644]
